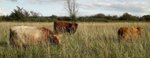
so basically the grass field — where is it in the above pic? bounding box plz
[0,22,150,58]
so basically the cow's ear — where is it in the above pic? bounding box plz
[137,27,143,31]
[75,23,78,27]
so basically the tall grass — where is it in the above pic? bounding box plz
[0,22,149,58]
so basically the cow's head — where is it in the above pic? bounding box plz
[136,26,144,35]
[68,23,78,33]
[49,34,63,45]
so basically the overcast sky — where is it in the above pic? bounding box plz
[0,0,150,16]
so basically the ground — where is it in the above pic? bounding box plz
[0,22,150,58]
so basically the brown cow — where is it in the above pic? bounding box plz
[118,26,143,42]
[54,21,78,33]
[9,26,62,48]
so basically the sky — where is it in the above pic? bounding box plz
[0,0,150,16]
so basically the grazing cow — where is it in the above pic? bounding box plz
[54,21,78,33]
[9,26,62,48]
[118,26,143,42]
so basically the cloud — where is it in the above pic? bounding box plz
[0,0,17,2]
[94,3,148,12]
[10,0,17,2]
[79,0,150,15]
[0,0,64,4]
[25,0,64,4]
[0,9,7,16]
[0,0,149,16]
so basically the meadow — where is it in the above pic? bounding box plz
[0,22,150,58]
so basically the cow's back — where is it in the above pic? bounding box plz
[9,26,49,47]
[54,21,70,33]
[54,21,78,33]
[10,26,62,47]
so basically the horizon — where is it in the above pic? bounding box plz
[0,0,150,16]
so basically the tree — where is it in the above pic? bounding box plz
[119,13,138,21]
[9,6,28,20]
[142,15,150,21]
[0,16,4,21]
[5,6,41,21]
[92,13,105,18]
[65,0,78,20]
[30,11,40,18]
[50,15,58,21]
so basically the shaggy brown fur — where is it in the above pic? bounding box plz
[9,26,62,48]
[54,21,78,33]
[118,26,143,42]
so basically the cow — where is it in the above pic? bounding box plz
[9,26,62,48]
[118,26,143,42]
[54,21,78,33]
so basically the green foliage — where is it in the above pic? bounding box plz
[8,6,28,21]
[3,6,41,21]
[0,16,3,21]
[91,13,106,18]
[50,15,58,21]
[30,11,41,18]
[119,13,138,21]
[142,15,150,21]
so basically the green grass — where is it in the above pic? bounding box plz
[0,22,150,58]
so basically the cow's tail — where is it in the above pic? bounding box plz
[9,28,12,47]
[118,29,123,42]
[54,21,57,33]
[9,28,16,47]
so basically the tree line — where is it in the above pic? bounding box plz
[0,6,150,22]
[78,13,150,22]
